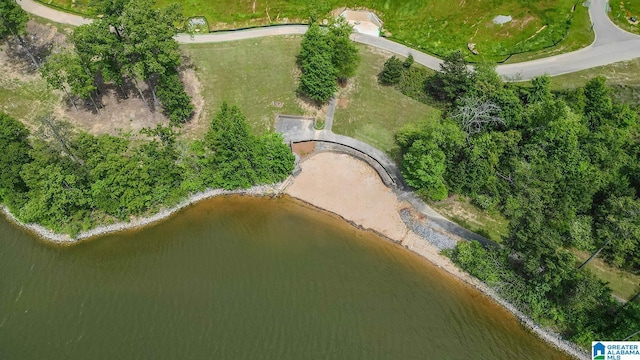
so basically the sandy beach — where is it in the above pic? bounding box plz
[284,151,588,360]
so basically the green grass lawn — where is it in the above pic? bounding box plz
[609,0,640,35]
[428,196,510,243]
[181,36,305,136]
[332,46,440,156]
[547,58,640,89]
[0,64,60,130]
[503,3,594,64]
[39,0,591,61]
[574,251,640,301]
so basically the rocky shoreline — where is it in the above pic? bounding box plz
[0,183,284,244]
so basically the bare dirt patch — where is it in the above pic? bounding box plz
[1,20,205,137]
[296,97,328,120]
[1,20,67,75]
[513,14,536,30]
[291,141,316,158]
[56,83,171,136]
[177,66,206,138]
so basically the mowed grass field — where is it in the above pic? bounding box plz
[332,46,439,157]
[181,36,304,136]
[40,0,590,61]
[548,58,640,89]
[183,38,438,154]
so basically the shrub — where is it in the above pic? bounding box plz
[379,55,403,85]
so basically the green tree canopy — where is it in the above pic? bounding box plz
[0,0,28,39]
[0,112,32,210]
[297,20,359,104]
[379,55,403,85]
[425,51,474,103]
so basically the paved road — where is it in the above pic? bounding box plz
[497,0,640,80]
[18,0,91,26]
[324,97,337,132]
[18,0,640,80]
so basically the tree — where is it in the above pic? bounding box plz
[0,0,27,39]
[425,50,474,103]
[588,196,640,271]
[527,75,552,104]
[120,0,182,106]
[298,50,337,103]
[70,0,192,117]
[40,52,78,111]
[156,71,194,124]
[327,17,359,82]
[72,22,126,94]
[402,139,448,200]
[41,51,99,112]
[297,20,358,103]
[583,76,613,129]
[253,132,295,183]
[204,103,258,189]
[451,96,504,138]
[403,54,414,68]
[0,112,32,210]
[19,141,90,235]
[379,55,403,85]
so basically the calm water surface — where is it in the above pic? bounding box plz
[0,196,569,359]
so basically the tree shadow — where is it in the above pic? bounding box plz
[2,36,53,73]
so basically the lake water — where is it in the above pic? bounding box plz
[0,196,570,359]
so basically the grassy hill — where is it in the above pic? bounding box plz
[40,0,591,61]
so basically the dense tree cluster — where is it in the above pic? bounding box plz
[395,54,640,345]
[0,0,41,68]
[39,0,193,124]
[0,107,294,235]
[297,18,359,103]
[0,0,27,40]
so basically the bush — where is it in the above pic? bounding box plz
[450,240,502,284]
[379,55,403,85]
[157,72,194,125]
[403,54,414,68]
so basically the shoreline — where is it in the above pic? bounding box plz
[1,151,589,359]
[283,152,589,360]
[0,182,285,245]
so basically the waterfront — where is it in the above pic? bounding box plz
[0,196,569,359]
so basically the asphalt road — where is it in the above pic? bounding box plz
[18,0,640,79]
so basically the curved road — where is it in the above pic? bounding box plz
[19,0,640,80]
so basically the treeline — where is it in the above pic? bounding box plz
[0,104,294,235]
[39,0,193,124]
[385,52,640,345]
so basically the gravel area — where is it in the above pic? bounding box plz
[399,208,457,250]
